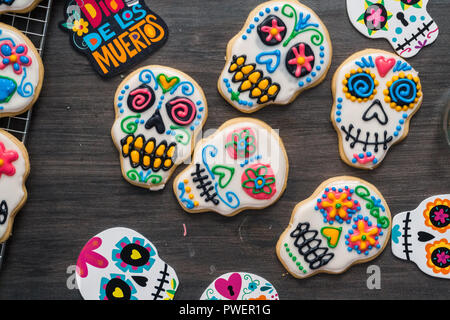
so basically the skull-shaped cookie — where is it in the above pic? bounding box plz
[347,0,439,58]
[277,176,391,278]
[391,195,450,279]
[0,129,29,243]
[173,118,289,217]
[200,272,279,300]
[76,227,179,300]
[0,23,44,118]
[111,66,208,191]
[218,0,332,113]
[0,0,40,14]
[331,49,422,169]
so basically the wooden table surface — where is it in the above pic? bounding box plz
[0,0,448,300]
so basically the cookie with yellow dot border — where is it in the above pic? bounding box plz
[331,49,423,170]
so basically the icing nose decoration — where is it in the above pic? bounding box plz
[362,99,389,125]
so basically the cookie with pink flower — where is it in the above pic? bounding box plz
[0,23,44,117]
[218,0,332,113]
[0,129,30,243]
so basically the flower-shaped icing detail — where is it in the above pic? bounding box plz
[241,163,276,200]
[0,141,19,177]
[99,274,138,300]
[112,236,156,273]
[345,215,382,255]
[260,18,286,43]
[72,18,89,37]
[0,40,32,75]
[423,198,450,233]
[225,128,256,159]
[287,43,314,78]
[76,236,109,278]
[425,239,450,275]
[315,186,361,224]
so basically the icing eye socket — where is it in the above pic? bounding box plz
[427,205,450,230]
[120,243,151,267]
[285,42,315,78]
[127,84,155,113]
[257,15,287,46]
[342,68,378,102]
[363,3,389,31]
[426,240,450,274]
[165,96,197,126]
[384,72,421,112]
[104,277,133,300]
[112,236,156,272]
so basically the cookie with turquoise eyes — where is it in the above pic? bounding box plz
[331,49,422,169]
[0,0,41,14]
[218,0,332,113]
[0,23,44,118]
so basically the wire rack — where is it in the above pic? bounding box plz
[0,0,53,269]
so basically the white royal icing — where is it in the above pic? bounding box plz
[0,23,42,116]
[111,66,208,191]
[278,177,391,278]
[218,0,332,112]
[331,49,422,169]
[173,118,289,217]
[0,130,28,241]
[0,0,39,14]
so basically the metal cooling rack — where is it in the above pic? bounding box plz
[0,0,53,270]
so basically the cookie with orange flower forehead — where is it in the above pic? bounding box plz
[218,0,332,113]
[277,176,391,278]
[0,129,29,243]
[331,49,422,170]
[392,195,450,279]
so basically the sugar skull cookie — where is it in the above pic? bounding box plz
[277,176,391,278]
[111,66,208,191]
[0,23,44,118]
[173,118,289,217]
[76,227,179,300]
[0,0,41,14]
[347,0,439,58]
[200,272,279,300]
[331,49,422,169]
[391,195,450,279]
[0,129,30,243]
[218,0,332,113]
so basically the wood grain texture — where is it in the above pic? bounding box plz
[0,0,448,300]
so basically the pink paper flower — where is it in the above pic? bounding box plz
[0,40,32,75]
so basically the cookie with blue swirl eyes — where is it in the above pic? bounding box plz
[331,49,423,170]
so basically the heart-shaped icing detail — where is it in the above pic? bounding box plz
[320,226,342,248]
[255,50,281,74]
[157,74,180,93]
[212,165,235,188]
[214,272,242,300]
[112,287,124,298]
[375,56,395,78]
[131,249,142,260]
[418,231,435,242]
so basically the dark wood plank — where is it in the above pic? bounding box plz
[0,0,448,299]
